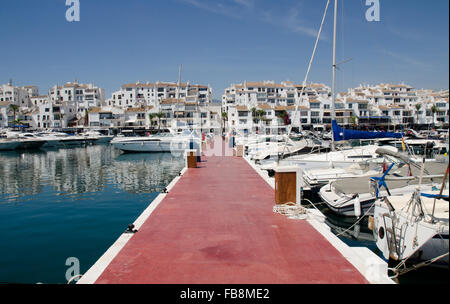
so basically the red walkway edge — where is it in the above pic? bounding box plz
[95,143,368,284]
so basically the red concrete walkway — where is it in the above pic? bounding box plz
[95,141,368,284]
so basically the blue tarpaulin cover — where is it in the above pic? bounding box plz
[332,120,403,142]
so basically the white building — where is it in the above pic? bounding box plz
[107,81,212,110]
[222,81,333,133]
[0,82,32,108]
[222,81,449,133]
[87,103,222,134]
[0,101,9,128]
[48,81,105,123]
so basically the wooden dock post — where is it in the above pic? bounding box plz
[274,167,304,205]
[185,149,197,168]
[236,145,244,157]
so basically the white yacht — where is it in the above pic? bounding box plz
[17,132,91,148]
[251,137,330,161]
[81,130,114,144]
[111,130,201,153]
[259,144,398,174]
[19,132,61,148]
[3,131,47,150]
[302,161,383,190]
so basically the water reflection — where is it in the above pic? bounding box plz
[0,146,185,202]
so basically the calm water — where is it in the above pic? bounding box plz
[0,145,185,284]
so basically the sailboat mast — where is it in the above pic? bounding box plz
[176,64,182,127]
[177,64,182,100]
[331,0,338,151]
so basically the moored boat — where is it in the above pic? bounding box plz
[371,186,449,272]
[318,157,447,217]
[111,130,201,153]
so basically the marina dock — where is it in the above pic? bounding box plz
[79,137,389,284]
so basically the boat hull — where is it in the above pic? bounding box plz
[319,183,441,217]
[15,140,46,150]
[0,141,20,151]
[112,139,196,153]
[373,197,449,268]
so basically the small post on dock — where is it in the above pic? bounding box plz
[235,145,244,157]
[274,166,304,206]
[185,149,198,169]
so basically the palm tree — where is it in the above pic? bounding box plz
[221,111,228,135]
[431,105,438,127]
[8,104,19,125]
[256,109,266,133]
[59,113,65,129]
[149,113,157,130]
[85,108,90,127]
[415,103,422,127]
[156,112,165,133]
[251,107,257,133]
[350,115,358,128]
[276,110,288,123]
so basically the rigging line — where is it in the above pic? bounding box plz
[391,252,449,278]
[279,0,331,161]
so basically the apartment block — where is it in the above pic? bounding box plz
[222,81,449,134]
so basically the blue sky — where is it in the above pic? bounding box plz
[0,0,448,99]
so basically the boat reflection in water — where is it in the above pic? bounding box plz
[0,145,185,202]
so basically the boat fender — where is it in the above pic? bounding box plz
[354,195,362,218]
